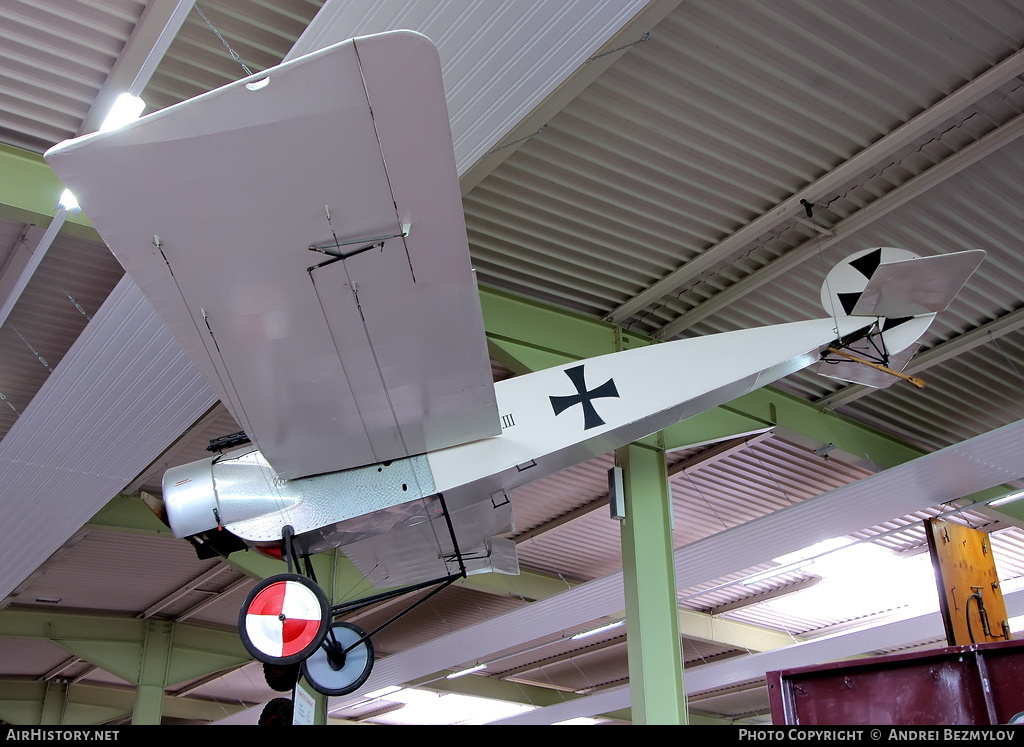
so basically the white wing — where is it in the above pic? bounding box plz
[46,31,500,480]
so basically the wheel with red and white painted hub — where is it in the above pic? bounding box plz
[239,574,329,665]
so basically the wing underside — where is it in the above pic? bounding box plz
[301,496,519,588]
[45,31,500,479]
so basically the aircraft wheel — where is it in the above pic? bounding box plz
[240,573,329,665]
[264,662,301,692]
[258,697,293,726]
[302,622,375,696]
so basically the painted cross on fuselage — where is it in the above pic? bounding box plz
[549,365,620,430]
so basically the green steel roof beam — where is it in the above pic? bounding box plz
[0,143,98,241]
[0,679,248,726]
[0,608,250,689]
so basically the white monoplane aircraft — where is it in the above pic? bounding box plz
[44,30,984,697]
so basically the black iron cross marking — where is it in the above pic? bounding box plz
[549,365,619,430]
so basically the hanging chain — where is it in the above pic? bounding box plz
[585,32,651,63]
[46,274,91,321]
[804,199,842,338]
[682,468,730,532]
[195,4,253,77]
[748,441,795,506]
[991,329,1024,385]
[61,288,91,320]
[10,324,51,372]
[483,125,547,158]
[0,391,20,416]
[15,233,92,321]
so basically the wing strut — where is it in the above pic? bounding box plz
[325,493,467,643]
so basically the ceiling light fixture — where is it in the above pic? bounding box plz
[445,663,486,679]
[571,619,625,640]
[773,536,854,566]
[989,489,1024,508]
[58,188,79,212]
[363,685,403,699]
[738,537,857,586]
[99,93,145,133]
[738,560,816,586]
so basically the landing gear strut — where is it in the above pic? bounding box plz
[240,494,469,698]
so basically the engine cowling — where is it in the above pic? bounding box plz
[163,447,300,538]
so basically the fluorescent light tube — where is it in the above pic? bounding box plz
[100,93,145,132]
[446,664,486,679]
[989,489,1024,507]
[571,620,625,640]
[58,189,79,211]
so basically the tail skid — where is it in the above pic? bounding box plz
[823,345,925,389]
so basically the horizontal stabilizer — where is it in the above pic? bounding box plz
[851,249,986,318]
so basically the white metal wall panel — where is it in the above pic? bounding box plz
[287,0,648,175]
[0,232,123,440]
[496,556,1024,724]
[0,276,216,601]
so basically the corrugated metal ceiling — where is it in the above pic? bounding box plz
[465,1,1024,318]
[0,0,147,152]
[141,1,324,111]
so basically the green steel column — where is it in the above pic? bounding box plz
[289,676,326,725]
[616,440,687,725]
[304,551,343,726]
[132,620,172,725]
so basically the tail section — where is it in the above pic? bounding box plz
[816,247,985,388]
